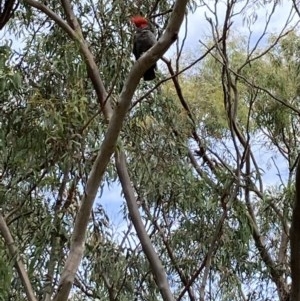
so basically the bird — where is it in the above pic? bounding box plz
[131,16,157,81]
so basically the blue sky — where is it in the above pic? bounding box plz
[167,0,296,56]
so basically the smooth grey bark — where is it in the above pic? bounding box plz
[20,0,189,300]
[116,151,175,301]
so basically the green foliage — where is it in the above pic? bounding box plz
[0,249,13,301]
[0,44,22,94]
[0,0,299,300]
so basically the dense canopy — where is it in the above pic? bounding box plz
[1,0,300,300]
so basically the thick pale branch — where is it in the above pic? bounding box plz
[47,0,189,299]
[0,213,38,301]
[143,205,196,300]
[116,151,174,301]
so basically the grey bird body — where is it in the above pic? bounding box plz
[132,25,157,81]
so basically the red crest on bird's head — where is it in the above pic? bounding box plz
[131,16,149,28]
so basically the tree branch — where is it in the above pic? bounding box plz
[0,213,38,301]
[0,0,19,30]
[44,0,189,299]
[23,0,113,118]
[115,150,174,301]
[290,156,300,300]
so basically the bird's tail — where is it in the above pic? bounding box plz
[143,64,156,81]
